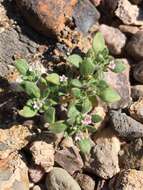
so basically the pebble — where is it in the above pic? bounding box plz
[110,110,143,139]
[45,167,81,190]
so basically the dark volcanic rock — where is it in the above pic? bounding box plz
[110,110,143,139]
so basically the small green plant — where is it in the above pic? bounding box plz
[14,32,125,154]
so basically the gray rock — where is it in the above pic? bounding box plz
[86,128,120,179]
[119,138,143,170]
[55,147,83,175]
[110,110,143,139]
[131,85,143,100]
[109,169,143,190]
[133,61,143,83]
[126,31,143,60]
[45,167,81,190]
[99,24,126,55]
[75,173,95,190]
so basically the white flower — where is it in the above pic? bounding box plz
[60,75,68,82]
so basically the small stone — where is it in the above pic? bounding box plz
[30,141,54,172]
[110,110,143,139]
[75,173,95,190]
[119,25,139,35]
[0,152,29,190]
[86,128,120,179]
[99,24,126,55]
[126,31,143,60]
[129,97,143,123]
[55,146,83,175]
[115,0,143,25]
[105,59,131,109]
[109,169,143,190]
[45,167,81,190]
[28,165,45,183]
[131,85,143,100]
[133,61,143,83]
[0,124,33,159]
[119,138,143,170]
[32,185,42,190]
[60,137,74,148]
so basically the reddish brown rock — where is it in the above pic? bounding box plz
[15,0,78,37]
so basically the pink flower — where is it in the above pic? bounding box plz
[109,60,116,70]
[60,75,68,82]
[82,115,92,125]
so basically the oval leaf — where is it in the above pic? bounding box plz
[15,59,29,75]
[99,87,121,103]
[19,106,37,118]
[80,58,95,76]
[93,32,105,55]
[71,79,82,88]
[46,73,60,85]
[44,107,55,123]
[82,97,92,114]
[21,81,40,98]
[49,122,67,133]
[112,60,126,73]
[92,114,103,123]
[67,54,82,68]
[79,139,91,154]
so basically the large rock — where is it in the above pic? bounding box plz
[110,110,143,139]
[119,138,143,170]
[105,59,131,109]
[0,124,33,159]
[109,169,143,190]
[99,24,126,55]
[86,128,120,179]
[45,167,81,190]
[55,147,83,175]
[0,152,29,190]
[126,31,143,60]
[30,141,55,172]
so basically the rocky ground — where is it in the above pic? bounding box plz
[0,0,143,190]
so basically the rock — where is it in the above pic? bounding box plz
[119,138,143,170]
[119,25,139,35]
[99,24,126,55]
[110,110,143,139]
[45,167,81,190]
[126,31,143,60]
[115,0,143,25]
[131,85,143,100]
[15,0,78,37]
[109,169,143,190]
[75,173,95,190]
[28,165,45,183]
[105,59,131,109]
[0,124,33,159]
[60,137,74,148]
[55,147,83,175]
[32,185,42,190]
[30,141,54,172]
[133,61,143,83]
[86,128,120,179]
[0,152,29,190]
[129,97,143,123]
[90,0,102,6]
[73,0,100,34]
[129,0,142,4]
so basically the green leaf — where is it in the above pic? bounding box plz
[78,139,91,154]
[21,81,40,98]
[67,105,79,123]
[99,87,121,103]
[44,107,55,123]
[49,122,67,133]
[97,80,109,89]
[71,88,81,98]
[67,54,82,68]
[93,32,105,55]
[19,106,37,118]
[15,59,29,75]
[80,58,95,76]
[92,114,103,123]
[112,60,126,73]
[46,73,60,85]
[71,79,82,88]
[82,97,92,113]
